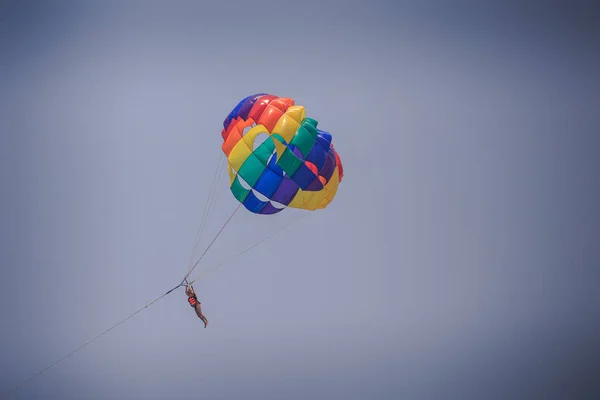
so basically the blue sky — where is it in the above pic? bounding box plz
[1,1,599,399]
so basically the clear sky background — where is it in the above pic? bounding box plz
[1,1,599,399]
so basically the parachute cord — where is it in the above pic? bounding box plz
[190,155,225,264]
[0,282,185,400]
[188,210,309,285]
[184,203,242,282]
[185,155,226,276]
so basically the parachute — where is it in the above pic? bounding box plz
[221,93,344,215]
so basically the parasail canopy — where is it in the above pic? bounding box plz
[221,93,344,215]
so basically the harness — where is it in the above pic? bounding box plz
[188,294,198,307]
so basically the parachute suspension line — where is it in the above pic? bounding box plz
[188,210,309,285]
[183,202,242,282]
[0,282,185,400]
[186,155,226,276]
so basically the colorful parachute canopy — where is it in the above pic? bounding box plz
[221,94,344,215]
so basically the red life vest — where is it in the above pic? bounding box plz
[188,295,198,307]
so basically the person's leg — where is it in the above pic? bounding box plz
[195,303,209,327]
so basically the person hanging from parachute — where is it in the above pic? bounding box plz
[185,282,209,328]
